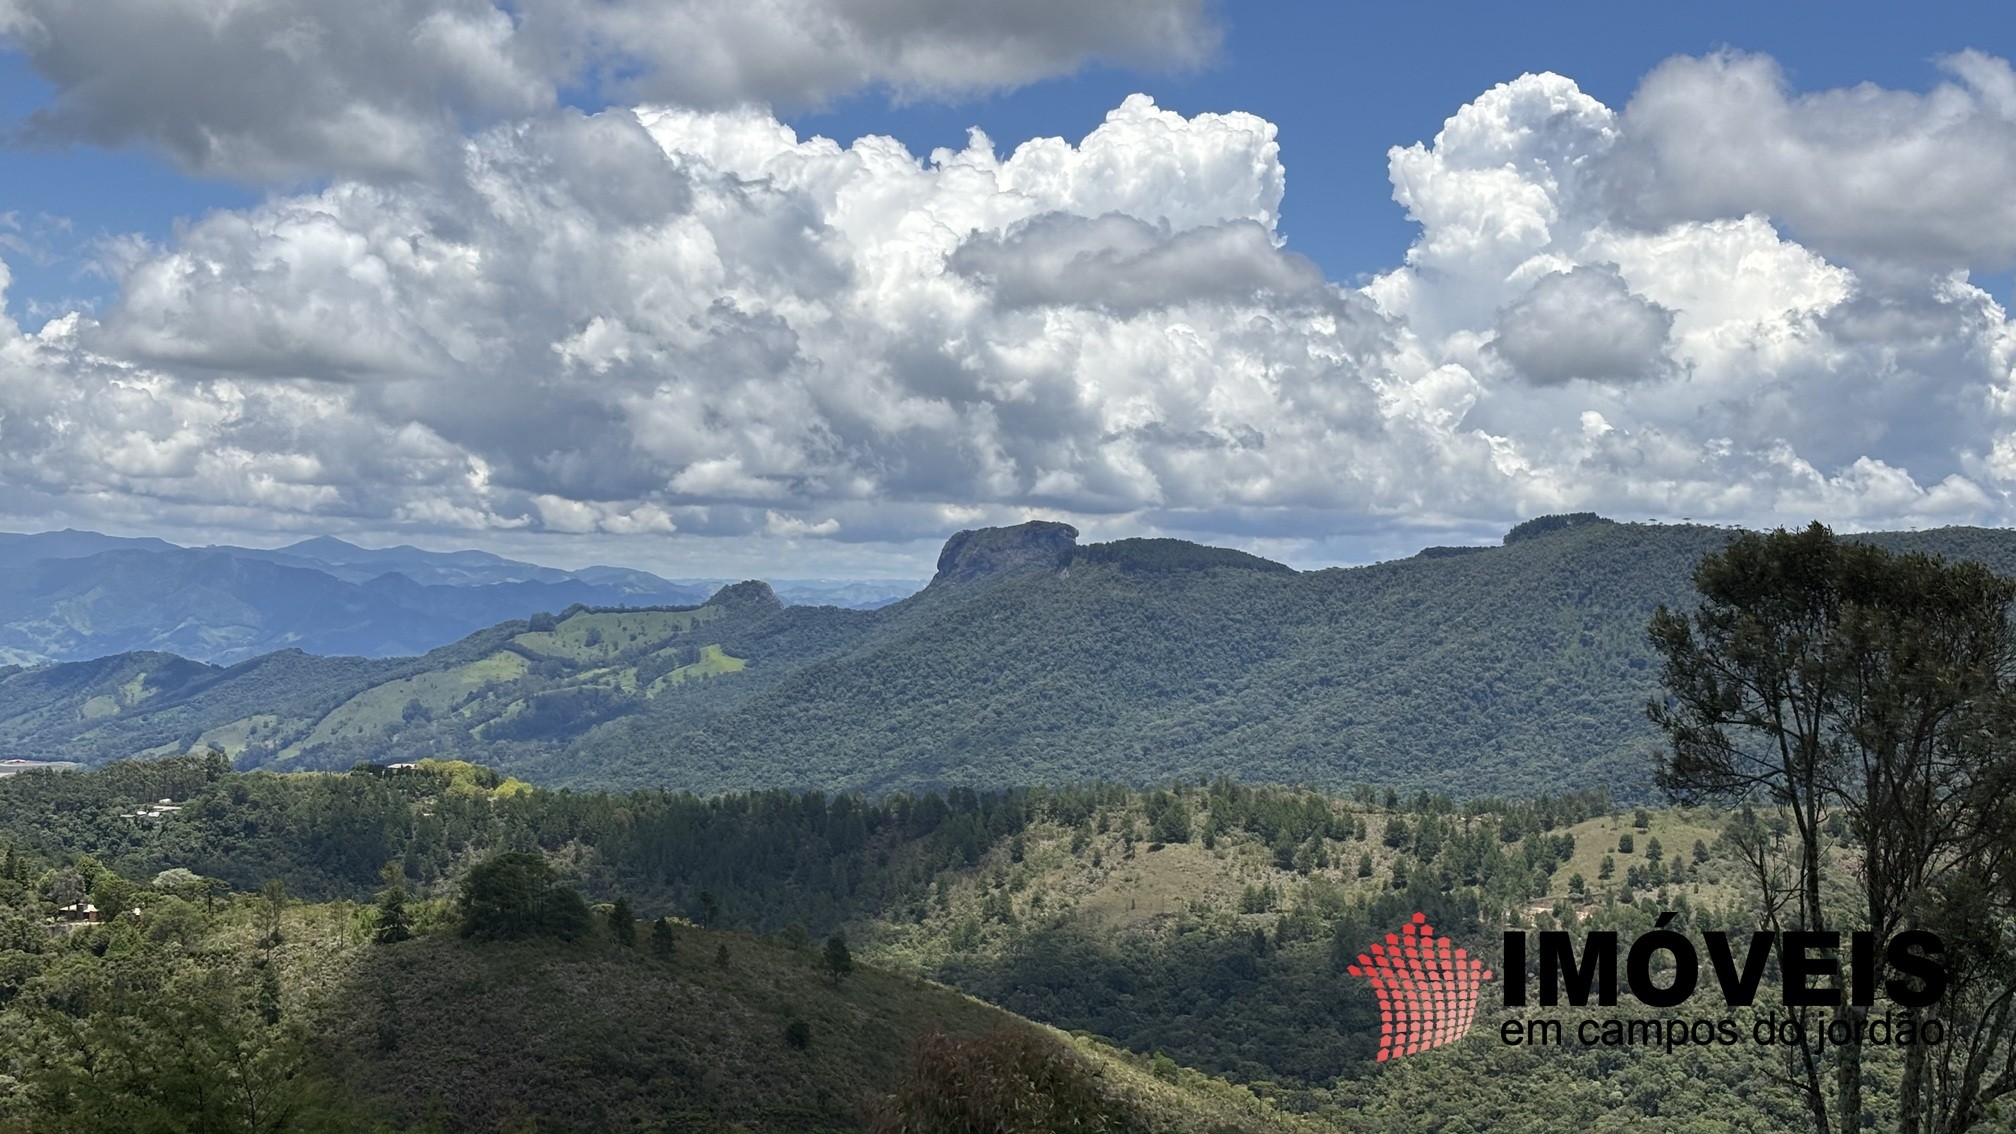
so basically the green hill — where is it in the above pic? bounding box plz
[9,517,2016,799]
[0,758,1811,1131]
[0,883,1298,1133]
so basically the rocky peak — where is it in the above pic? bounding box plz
[704,580,783,610]
[931,521,1079,586]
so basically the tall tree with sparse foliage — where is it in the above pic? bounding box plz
[1648,523,2016,1134]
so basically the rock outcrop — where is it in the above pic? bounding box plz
[704,580,784,610]
[931,522,1079,586]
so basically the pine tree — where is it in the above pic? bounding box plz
[823,935,853,983]
[256,963,283,1025]
[607,897,636,947]
[650,917,676,959]
[374,886,412,945]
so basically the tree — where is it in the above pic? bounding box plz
[1648,523,2016,1134]
[823,935,853,983]
[607,897,636,946]
[784,1018,811,1050]
[373,886,412,945]
[456,852,590,941]
[650,917,676,960]
[258,878,288,947]
[1382,816,1410,849]
[1617,833,1634,854]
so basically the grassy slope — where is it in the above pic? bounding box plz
[264,906,1304,1133]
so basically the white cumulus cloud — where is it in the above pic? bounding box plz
[3,53,2016,570]
[0,0,1219,181]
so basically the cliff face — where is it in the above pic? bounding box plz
[931,522,1079,586]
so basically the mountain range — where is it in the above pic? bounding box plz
[8,514,2016,800]
[0,529,920,665]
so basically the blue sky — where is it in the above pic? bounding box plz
[1,1,2014,577]
[4,2,2006,320]
[794,2,2016,294]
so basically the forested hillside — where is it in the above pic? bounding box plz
[8,517,2016,800]
[0,757,1818,1130]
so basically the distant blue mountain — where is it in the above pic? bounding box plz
[0,531,716,664]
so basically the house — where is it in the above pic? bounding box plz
[119,799,184,822]
[53,902,100,924]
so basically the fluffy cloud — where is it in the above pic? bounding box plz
[5,56,2016,571]
[949,214,1324,315]
[1366,65,2016,534]
[1615,50,2016,270]
[1490,266,1674,385]
[0,0,1218,181]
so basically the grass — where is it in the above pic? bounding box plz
[257,902,1301,1133]
[513,607,720,665]
[1548,806,1740,912]
[647,644,747,696]
[289,652,531,752]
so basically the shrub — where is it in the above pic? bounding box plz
[865,1027,1129,1133]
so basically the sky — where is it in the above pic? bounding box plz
[0,1,2013,579]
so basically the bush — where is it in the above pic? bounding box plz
[865,1026,1130,1133]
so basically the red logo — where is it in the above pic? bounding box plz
[1345,912,1493,1061]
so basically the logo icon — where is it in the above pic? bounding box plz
[1346,912,1493,1061]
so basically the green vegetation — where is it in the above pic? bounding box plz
[14,518,2016,801]
[0,757,1839,1129]
[1648,524,2016,1134]
[0,833,1303,1132]
[455,851,591,941]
